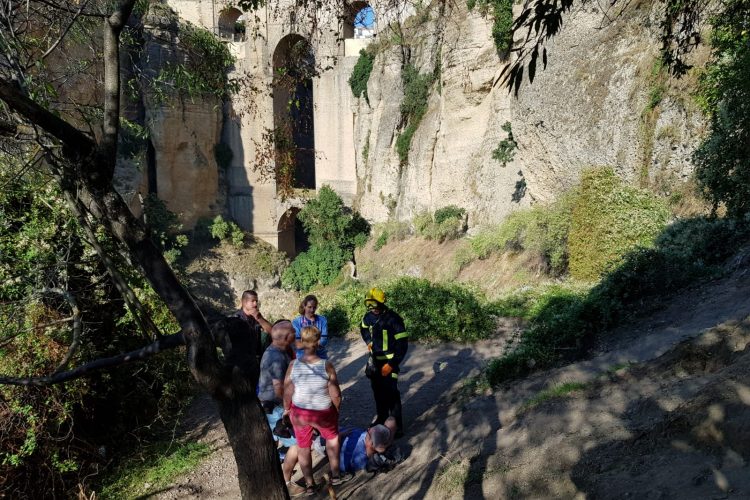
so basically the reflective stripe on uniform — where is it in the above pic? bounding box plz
[390,372,398,379]
[375,353,395,360]
[394,332,409,340]
[382,329,388,352]
[361,321,369,329]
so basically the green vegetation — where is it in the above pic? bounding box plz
[568,168,670,280]
[467,0,514,55]
[209,215,245,247]
[282,186,370,290]
[485,215,750,386]
[455,194,573,274]
[0,157,193,497]
[492,121,517,166]
[521,382,589,411]
[349,49,375,102]
[372,220,411,251]
[396,64,437,165]
[694,0,750,217]
[99,441,211,499]
[414,205,467,242]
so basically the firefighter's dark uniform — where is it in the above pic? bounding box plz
[361,307,409,433]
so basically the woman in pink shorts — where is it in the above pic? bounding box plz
[283,326,350,495]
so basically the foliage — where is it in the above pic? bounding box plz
[209,215,245,248]
[372,220,411,251]
[0,158,192,497]
[384,278,495,342]
[349,49,375,102]
[281,244,349,291]
[693,0,750,217]
[568,168,671,280]
[298,186,365,250]
[316,282,367,336]
[98,441,211,499]
[492,121,517,166]
[467,0,514,55]
[414,206,467,242]
[283,187,369,290]
[396,64,436,165]
[485,216,750,386]
[143,195,188,264]
[374,231,389,251]
[459,195,573,274]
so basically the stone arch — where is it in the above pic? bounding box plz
[277,207,309,258]
[218,7,245,41]
[272,34,316,193]
[343,2,376,39]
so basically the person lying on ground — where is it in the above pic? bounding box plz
[281,417,398,484]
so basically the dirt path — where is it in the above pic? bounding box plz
[157,266,750,499]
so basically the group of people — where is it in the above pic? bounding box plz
[234,288,409,497]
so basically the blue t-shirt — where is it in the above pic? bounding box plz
[292,314,329,359]
[339,428,367,473]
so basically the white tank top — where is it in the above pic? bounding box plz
[291,359,331,410]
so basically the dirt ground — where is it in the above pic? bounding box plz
[156,263,750,499]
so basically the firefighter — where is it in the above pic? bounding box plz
[360,287,408,437]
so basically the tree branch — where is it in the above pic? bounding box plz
[0,332,185,386]
[39,287,83,374]
[26,0,91,70]
[100,0,136,176]
[0,77,95,158]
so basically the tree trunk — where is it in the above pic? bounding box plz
[219,394,289,499]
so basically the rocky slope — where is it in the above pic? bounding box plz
[353,0,707,226]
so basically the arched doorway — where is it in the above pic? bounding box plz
[277,208,309,258]
[272,35,316,195]
[343,2,376,39]
[218,7,245,41]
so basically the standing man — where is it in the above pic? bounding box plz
[234,290,273,353]
[360,288,408,438]
[258,320,295,412]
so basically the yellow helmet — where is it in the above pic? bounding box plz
[365,287,386,305]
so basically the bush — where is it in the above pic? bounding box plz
[209,215,245,248]
[317,282,366,336]
[384,278,495,342]
[568,168,670,280]
[492,121,517,166]
[460,196,573,274]
[281,244,349,291]
[414,206,467,243]
[484,216,750,386]
[284,186,370,291]
[396,65,436,165]
[349,49,375,102]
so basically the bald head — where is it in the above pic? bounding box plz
[271,319,294,346]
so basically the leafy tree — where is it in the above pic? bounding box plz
[0,0,286,498]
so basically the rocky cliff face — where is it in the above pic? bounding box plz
[353,1,706,227]
[116,2,223,228]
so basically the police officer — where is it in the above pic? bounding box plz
[360,288,408,437]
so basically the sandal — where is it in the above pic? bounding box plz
[330,472,354,486]
[287,481,315,497]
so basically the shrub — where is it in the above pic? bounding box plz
[384,277,495,342]
[349,49,375,102]
[209,215,245,248]
[143,194,188,263]
[374,231,389,251]
[414,206,467,243]
[492,121,517,166]
[283,186,370,291]
[317,282,366,336]
[568,168,671,280]
[396,65,436,165]
[281,244,349,291]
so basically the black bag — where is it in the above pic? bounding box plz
[364,354,378,379]
[273,414,294,439]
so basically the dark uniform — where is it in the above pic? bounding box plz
[360,307,409,434]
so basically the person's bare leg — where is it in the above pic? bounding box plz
[326,435,341,478]
[283,445,298,482]
[298,446,314,487]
